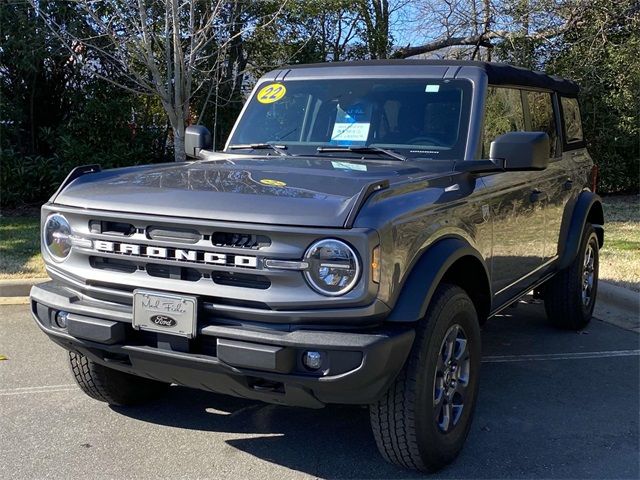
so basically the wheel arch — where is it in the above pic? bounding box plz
[558,191,604,270]
[386,237,491,324]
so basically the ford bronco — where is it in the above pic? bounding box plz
[31,60,604,472]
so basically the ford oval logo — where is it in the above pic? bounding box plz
[150,314,177,328]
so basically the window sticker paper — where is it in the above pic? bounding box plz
[331,161,368,171]
[331,122,371,142]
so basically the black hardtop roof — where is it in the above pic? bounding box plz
[282,59,579,96]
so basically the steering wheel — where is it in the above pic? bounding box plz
[407,136,445,147]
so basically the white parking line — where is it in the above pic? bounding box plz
[0,384,78,396]
[0,387,79,396]
[482,349,640,363]
[4,384,77,391]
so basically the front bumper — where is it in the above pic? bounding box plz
[31,282,414,408]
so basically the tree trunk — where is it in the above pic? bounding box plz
[173,125,186,162]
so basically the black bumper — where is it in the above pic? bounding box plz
[30,282,414,408]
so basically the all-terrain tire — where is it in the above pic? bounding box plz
[69,351,169,406]
[544,224,599,330]
[370,284,481,472]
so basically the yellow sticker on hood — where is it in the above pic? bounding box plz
[260,178,286,187]
[256,83,286,104]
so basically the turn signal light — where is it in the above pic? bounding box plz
[371,246,381,284]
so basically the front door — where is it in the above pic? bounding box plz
[480,86,547,300]
[482,171,546,296]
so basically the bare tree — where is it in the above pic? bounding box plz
[357,0,411,59]
[393,0,586,61]
[33,0,286,161]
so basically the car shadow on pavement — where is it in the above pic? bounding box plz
[110,308,640,479]
[111,388,425,479]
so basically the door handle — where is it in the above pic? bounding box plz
[530,189,545,203]
[563,179,574,190]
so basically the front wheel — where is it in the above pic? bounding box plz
[370,284,481,472]
[69,352,169,406]
[544,224,600,330]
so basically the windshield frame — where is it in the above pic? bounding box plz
[225,77,475,161]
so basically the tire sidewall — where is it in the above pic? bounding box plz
[414,288,482,464]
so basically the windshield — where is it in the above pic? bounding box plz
[227,78,472,160]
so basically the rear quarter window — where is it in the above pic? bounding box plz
[525,90,558,157]
[560,96,584,146]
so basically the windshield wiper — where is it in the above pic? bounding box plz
[316,145,406,162]
[228,143,289,156]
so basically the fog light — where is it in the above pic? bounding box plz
[302,351,323,370]
[55,311,69,329]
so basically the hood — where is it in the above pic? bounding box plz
[54,156,454,227]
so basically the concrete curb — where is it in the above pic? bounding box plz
[0,278,49,297]
[597,282,639,313]
[594,282,640,333]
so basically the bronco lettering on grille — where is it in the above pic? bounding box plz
[92,240,258,268]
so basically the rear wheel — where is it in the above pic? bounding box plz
[544,224,599,330]
[370,284,481,472]
[69,352,169,406]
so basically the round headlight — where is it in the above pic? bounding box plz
[44,214,72,261]
[304,239,360,296]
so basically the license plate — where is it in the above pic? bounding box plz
[132,290,197,338]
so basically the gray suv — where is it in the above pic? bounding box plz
[31,60,604,472]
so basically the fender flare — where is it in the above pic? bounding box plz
[386,237,491,323]
[557,191,604,270]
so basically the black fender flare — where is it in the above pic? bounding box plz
[557,191,604,270]
[386,237,491,323]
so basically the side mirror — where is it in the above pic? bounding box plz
[490,131,550,171]
[185,125,212,159]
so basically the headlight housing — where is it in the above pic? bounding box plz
[43,214,73,262]
[303,239,360,296]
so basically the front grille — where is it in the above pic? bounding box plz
[146,263,202,282]
[89,220,136,236]
[211,272,271,289]
[81,278,273,310]
[211,232,271,249]
[47,206,370,313]
[147,226,201,244]
[90,257,137,274]
[84,218,273,292]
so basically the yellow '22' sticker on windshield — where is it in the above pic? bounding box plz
[256,83,286,104]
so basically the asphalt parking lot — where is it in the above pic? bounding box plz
[1,300,638,479]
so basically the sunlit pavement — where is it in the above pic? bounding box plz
[1,301,638,479]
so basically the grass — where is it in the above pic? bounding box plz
[0,195,638,290]
[600,195,640,292]
[0,216,46,279]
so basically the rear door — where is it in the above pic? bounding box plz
[523,89,568,261]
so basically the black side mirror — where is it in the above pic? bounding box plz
[185,125,212,159]
[490,131,550,171]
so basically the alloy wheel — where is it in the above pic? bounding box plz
[433,324,471,433]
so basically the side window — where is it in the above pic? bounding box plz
[483,87,525,156]
[526,91,557,157]
[560,96,584,145]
